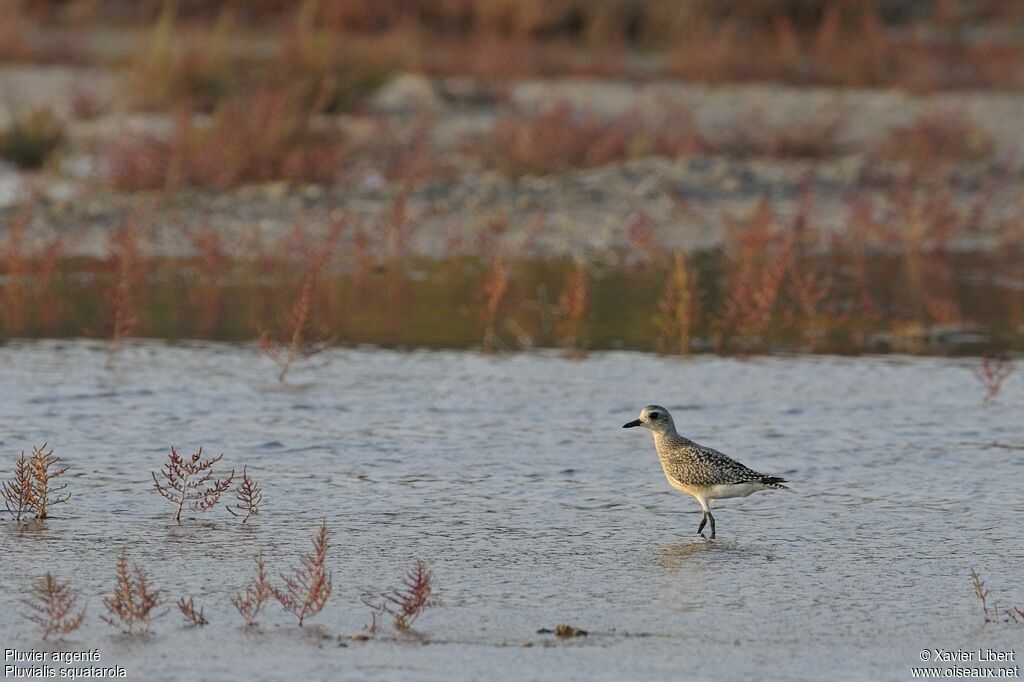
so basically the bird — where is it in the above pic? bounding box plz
[623,405,787,539]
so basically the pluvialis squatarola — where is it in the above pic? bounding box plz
[623,405,787,539]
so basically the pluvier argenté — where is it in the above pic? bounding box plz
[624,405,788,539]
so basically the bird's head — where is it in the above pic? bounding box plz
[622,405,674,434]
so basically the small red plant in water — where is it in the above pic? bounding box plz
[21,572,86,640]
[971,568,992,623]
[152,447,234,523]
[27,443,70,520]
[655,251,696,355]
[969,568,1024,624]
[479,255,511,353]
[0,212,67,337]
[274,520,332,626]
[2,450,34,524]
[259,271,321,381]
[102,225,141,370]
[232,553,274,627]
[717,202,795,349]
[3,444,71,523]
[972,356,1015,404]
[177,597,208,626]
[477,215,545,352]
[259,221,341,381]
[382,189,417,344]
[364,560,438,632]
[101,548,165,635]
[185,221,229,336]
[555,261,588,358]
[226,465,263,523]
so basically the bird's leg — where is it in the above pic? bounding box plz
[697,511,707,536]
[707,511,716,540]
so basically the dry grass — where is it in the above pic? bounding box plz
[122,2,396,113]
[360,115,444,185]
[972,356,1015,404]
[126,4,239,111]
[107,91,346,191]
[477,102,702,175]
[480,104,630,175]
[876,110,996,164]
[270,10,399,114]
[665,2,1024,90]
[476,101,850,175]
[418,34,629,80]
[702,106,847,159]
[8,1,1024,88]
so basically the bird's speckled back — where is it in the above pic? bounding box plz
[652,428,767,488]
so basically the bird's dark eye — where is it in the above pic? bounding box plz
[649,412,660,420]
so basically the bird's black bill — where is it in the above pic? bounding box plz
[622,419,642,428]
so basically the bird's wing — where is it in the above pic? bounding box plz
[690,443,772,485]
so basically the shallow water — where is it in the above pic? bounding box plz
[3,251,1023,354]
[1,341,1022,681]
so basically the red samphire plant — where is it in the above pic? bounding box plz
[21,572,86,640]
[232,553,274,627]
[226,465,262,523]
[364,560,438,632]
[274,520,332,626]
[152,446,234,523]
[101,548,165,635]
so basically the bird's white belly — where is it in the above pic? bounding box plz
[665,477,765,500]
[704,482,767,500]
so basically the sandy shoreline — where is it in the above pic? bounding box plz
[2,67,1023,259]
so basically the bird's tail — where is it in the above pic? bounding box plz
[761,476,789,490]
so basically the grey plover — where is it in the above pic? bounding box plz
[623,405,787,539]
